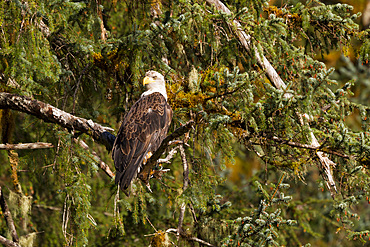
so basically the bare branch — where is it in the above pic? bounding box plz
[310,133,337,196]
[179,146,190,190]
[96,0,107,42]
[0,186,19,243]
[151,169,171,181]
[146,216,158,233]
[166,228,216,247]
[0,142,53,150]
[188,236,216,247]
[157,146,180,164]
[298,114,337,196]
[75,139,115,179]
[188,202,197,224]
[62,195,72,245]
[269,136,351,159]
[177,145,190,236]
[0,92,115,151]
[205,0,288,92]
[34,204,61,211]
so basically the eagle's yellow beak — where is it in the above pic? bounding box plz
[143,76,154,85]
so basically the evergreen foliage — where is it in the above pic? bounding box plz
[0,0,369,246]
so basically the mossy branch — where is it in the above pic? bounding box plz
[0,93,195,184]
[0,186,19,246]
[0,92,115,151]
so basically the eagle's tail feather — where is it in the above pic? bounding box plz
[117,155,146,192]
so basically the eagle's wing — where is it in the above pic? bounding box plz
[112,92,172,191]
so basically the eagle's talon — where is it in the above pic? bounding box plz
[143,151,153,164]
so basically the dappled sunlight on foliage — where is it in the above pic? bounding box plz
[0,0,369,246]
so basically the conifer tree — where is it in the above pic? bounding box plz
[0,0,369,246]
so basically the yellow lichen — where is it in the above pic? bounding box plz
[150,230,170,247]
[92,49,125,72]
[264,6,302,24]
[8,150,22,194]
[167,80,207,110]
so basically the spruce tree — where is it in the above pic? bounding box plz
[0,0,369,246]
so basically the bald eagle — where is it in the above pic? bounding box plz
[112,71,173,191]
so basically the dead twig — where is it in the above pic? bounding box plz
[157,146,180,164]
[166,228,216,247]
[75,138,115,179]
[62,195,71,244]
[0,142,53,150]
[34,204,61,211]
[265,136,351,159]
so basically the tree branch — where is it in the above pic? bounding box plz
[0,92,196,185]
[310,132,338,195]
[298,113,337,196]
[166,228,216,247]
[0,186,19,244]
[157,146,180,164]
[96,1,107,42]
[205,0,288,92]
[0,142,53,150]
[206,0,338,196]
[138,120,195,184]
[0,92,115,151]
[177,145,190,236]
[148,146,183,181]
[34,204,61,211]
[0,235,20,247]
[187,236,216,247]
[269,136,351,159]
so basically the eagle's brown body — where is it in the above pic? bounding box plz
[112,71,172,191]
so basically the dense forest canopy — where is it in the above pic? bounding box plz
[0,0,370,246]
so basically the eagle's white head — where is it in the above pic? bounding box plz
[141,70,167,100]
